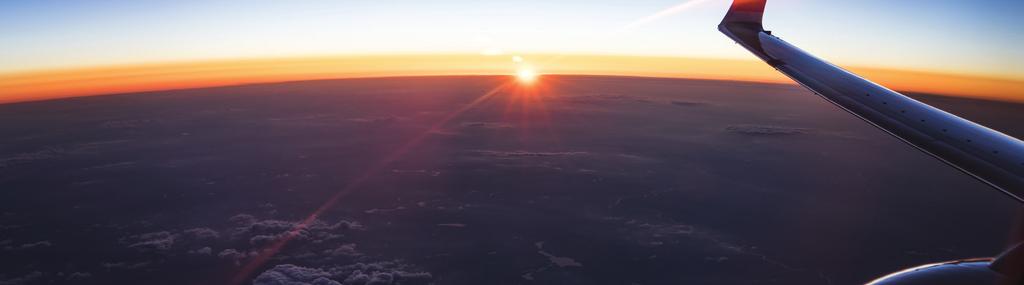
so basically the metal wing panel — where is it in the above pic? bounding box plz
[719,0,1024,202]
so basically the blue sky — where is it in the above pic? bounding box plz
[1,0,1021,78]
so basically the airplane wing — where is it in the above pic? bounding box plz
[719,0,1024,202]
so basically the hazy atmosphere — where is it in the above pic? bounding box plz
[1,1,1022,284]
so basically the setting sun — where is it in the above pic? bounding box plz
[516,68,538,84]
[1,1,1024,285]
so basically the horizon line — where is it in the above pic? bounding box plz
[2,54,1022,104]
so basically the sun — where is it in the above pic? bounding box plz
[516,68,538,84]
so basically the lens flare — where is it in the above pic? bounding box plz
[614,0,713,34]
[516,68,538,83]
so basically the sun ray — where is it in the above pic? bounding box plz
[614,0,714,34]
[228,80,513,285]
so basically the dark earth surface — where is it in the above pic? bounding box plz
[0,75,1021,285]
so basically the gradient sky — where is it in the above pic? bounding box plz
[2,0,1022,79]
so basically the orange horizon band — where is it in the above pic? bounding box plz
[1,54,1022,104]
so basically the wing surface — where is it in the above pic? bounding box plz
[719,0,1024,202]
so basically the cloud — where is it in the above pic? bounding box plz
[460,122,514,129]
[725,125,809,136]
[0,147,70,168]
[253,262,432,285]
[604,216,737,250]
[363,206,407,214]
[188,247,213,255]
[120,228,219,253]
[480,48,504,56]
[112,212,365,272]
[556,93,656,104]
[346,116,399,124]
[461,150,597,172]
[436,223,467,228]
[608,218,703,247]
[228,214,259,225]
[256,262,436,285]
[98,119,157,129]
[0,271,42,285]
[606,217,799,270]
[253,264,340,285]
[183,228,220,241]
[80,161,137,171]
[101,262,150,270]
[670,100,707,107]
[230,215,363,233]
[705,256,729,263]
[123,231,177,252]
[228,214,363,247]
[218,249,250,264]
[389,169,440,177]
[249,235,283,246]
[538,251,583,268]
[0,141,124,168]
[321,244,360,258]
[18,241,52,249]
[469,150,589,158]
[639,223,696,237]
[214,214,364,264]
[427,129,460,136]
[265,114,336,122]
[534,242,583,268]
[66,272,92,281]
[3,241,51,251]
[110,212,409,283]
[520,242,583,282]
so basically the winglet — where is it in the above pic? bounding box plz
[719,0,771,62]
[721,0,767,27]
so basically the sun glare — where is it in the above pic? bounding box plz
[516,68,538,84]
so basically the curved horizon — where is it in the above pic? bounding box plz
[2,53,1023,104]
[3,0,1023,103]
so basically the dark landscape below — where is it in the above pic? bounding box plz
[0,75,1021,285]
